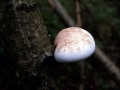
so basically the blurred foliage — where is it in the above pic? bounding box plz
[37,0,120,90]
[84,0,120,47]
[37,0,120,48]
[0,47,4,53]
[0,0,120,90]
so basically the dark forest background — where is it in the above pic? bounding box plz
[0,0,120,90]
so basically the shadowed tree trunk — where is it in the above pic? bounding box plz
[0,0,61,90]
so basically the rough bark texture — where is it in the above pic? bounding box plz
[0,0,61,90]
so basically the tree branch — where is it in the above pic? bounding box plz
[47,0,120,81]
[74,0,84,90]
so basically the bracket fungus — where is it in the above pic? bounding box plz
[54,27,95,63]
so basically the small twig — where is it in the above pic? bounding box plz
[74,0,84,90]
[75,0,82,27]
[47,0,77,27]
[47,0,120,82]
[94,45,120,80]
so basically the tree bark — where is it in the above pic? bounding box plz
[0,0,60,90]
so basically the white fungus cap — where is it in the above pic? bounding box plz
[54,27,95,63]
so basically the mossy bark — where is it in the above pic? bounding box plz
[0,0,61,90]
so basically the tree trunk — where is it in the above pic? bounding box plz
[0,0,61,90]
